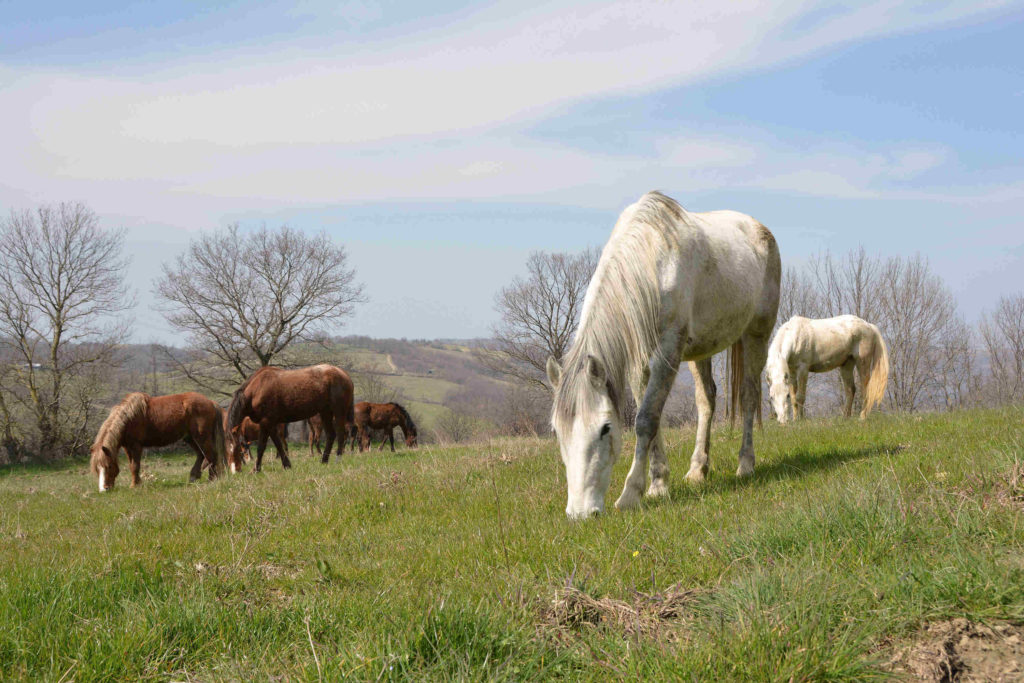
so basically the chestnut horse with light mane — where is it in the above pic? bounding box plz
[227,364,354,472]
[90,391,226,492]
[354,401,418,452]
[219,409,288,471]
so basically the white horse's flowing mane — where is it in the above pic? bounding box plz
[552,191,687,433]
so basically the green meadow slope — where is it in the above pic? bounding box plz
[1,409,1022,680]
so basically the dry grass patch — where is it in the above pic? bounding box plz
[542,584,699,641]
[887,618,1024,682]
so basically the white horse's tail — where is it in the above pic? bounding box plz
[862,326,889,417]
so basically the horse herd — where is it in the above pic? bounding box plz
[90,191,889,520]
[89,364,418,491]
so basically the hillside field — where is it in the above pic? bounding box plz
[1,409,1022,680]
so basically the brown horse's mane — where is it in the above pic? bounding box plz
[227,366,273,430]
[90,392,149,473]
[389,402,417,436]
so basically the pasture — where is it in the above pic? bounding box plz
[1,408,1022,680]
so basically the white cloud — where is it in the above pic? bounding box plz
[0,0,1017,223]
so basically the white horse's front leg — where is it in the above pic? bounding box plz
[685,359,715,483]
[616,347,678,510]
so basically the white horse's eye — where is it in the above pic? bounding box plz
[599,423,611,438]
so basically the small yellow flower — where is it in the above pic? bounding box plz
[632,550,640,558]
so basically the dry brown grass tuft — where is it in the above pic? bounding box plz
[543,584,699,640]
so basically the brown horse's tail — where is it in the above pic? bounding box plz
[727,338,763,429]
[862,325,890,417]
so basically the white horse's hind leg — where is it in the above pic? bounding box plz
[685,359,716,483]
[840,359,856,418]
[737,333,769,478]
[616,347,678,510]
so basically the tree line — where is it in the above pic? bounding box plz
[1,201,1021,459]
[478,246,1023,433]
[0,203,363,462]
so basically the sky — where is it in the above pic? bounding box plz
[2,0,1023,343]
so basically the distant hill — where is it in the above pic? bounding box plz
[117,337,514,433]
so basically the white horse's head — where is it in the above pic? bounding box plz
[766,360,791,425]
[547,355,623,519]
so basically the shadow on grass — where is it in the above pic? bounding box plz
[646,442,907,509]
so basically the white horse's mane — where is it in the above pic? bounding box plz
[552,191,688,433]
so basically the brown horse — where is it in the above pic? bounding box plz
[305,414,359,457]
[90,392,226,491]
[227,364,354,472]
[219,409,288,472]
[354,401,418,452]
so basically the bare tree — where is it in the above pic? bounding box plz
[808,246,884,321]
[434,407,479,444]
[0,203,133,459]
[979,293,1024,404]
[777,264,823,326]
[154,224,364,394]
[877,254,955,412]
[935,315,978,410]
[354,371,399,404]
[480,248,598,392]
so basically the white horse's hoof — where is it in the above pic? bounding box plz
[646,479,670,498]
[736,460,755,477]
[684,466,707,484]
[614,488,642,510]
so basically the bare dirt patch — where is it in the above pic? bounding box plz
[887,618,1024,682]
[542,584,698,641]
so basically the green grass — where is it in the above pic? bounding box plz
[1,409,1022,681]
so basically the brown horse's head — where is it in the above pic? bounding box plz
[90,444,119,492]
[225,427,248,474]
[394,403,418,448]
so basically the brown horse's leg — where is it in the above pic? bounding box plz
[186,437,205,482]
[334,413,349,461]
[254,432,270,473]
[127,445,143,487]
[320,413,336,464]
[201,432,220,481]
[269,427,292,469]
[308,425,318,458]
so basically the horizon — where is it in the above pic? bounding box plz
[3,1,1023,343]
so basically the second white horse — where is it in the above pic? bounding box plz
[766,315,889,423]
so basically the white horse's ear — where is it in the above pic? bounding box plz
[546,356,562,387]
[586,355,606,387]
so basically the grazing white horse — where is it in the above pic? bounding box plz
[766,315,889,424]
[547,191,780,519]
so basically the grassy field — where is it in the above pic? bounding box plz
[1,409,1022,680]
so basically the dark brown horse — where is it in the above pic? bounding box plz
[220,409,288,472]
[90,392,226,491]
[354,401,418,452]
[227,364,354,472]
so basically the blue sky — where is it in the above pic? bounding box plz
[1,1,1022,342]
